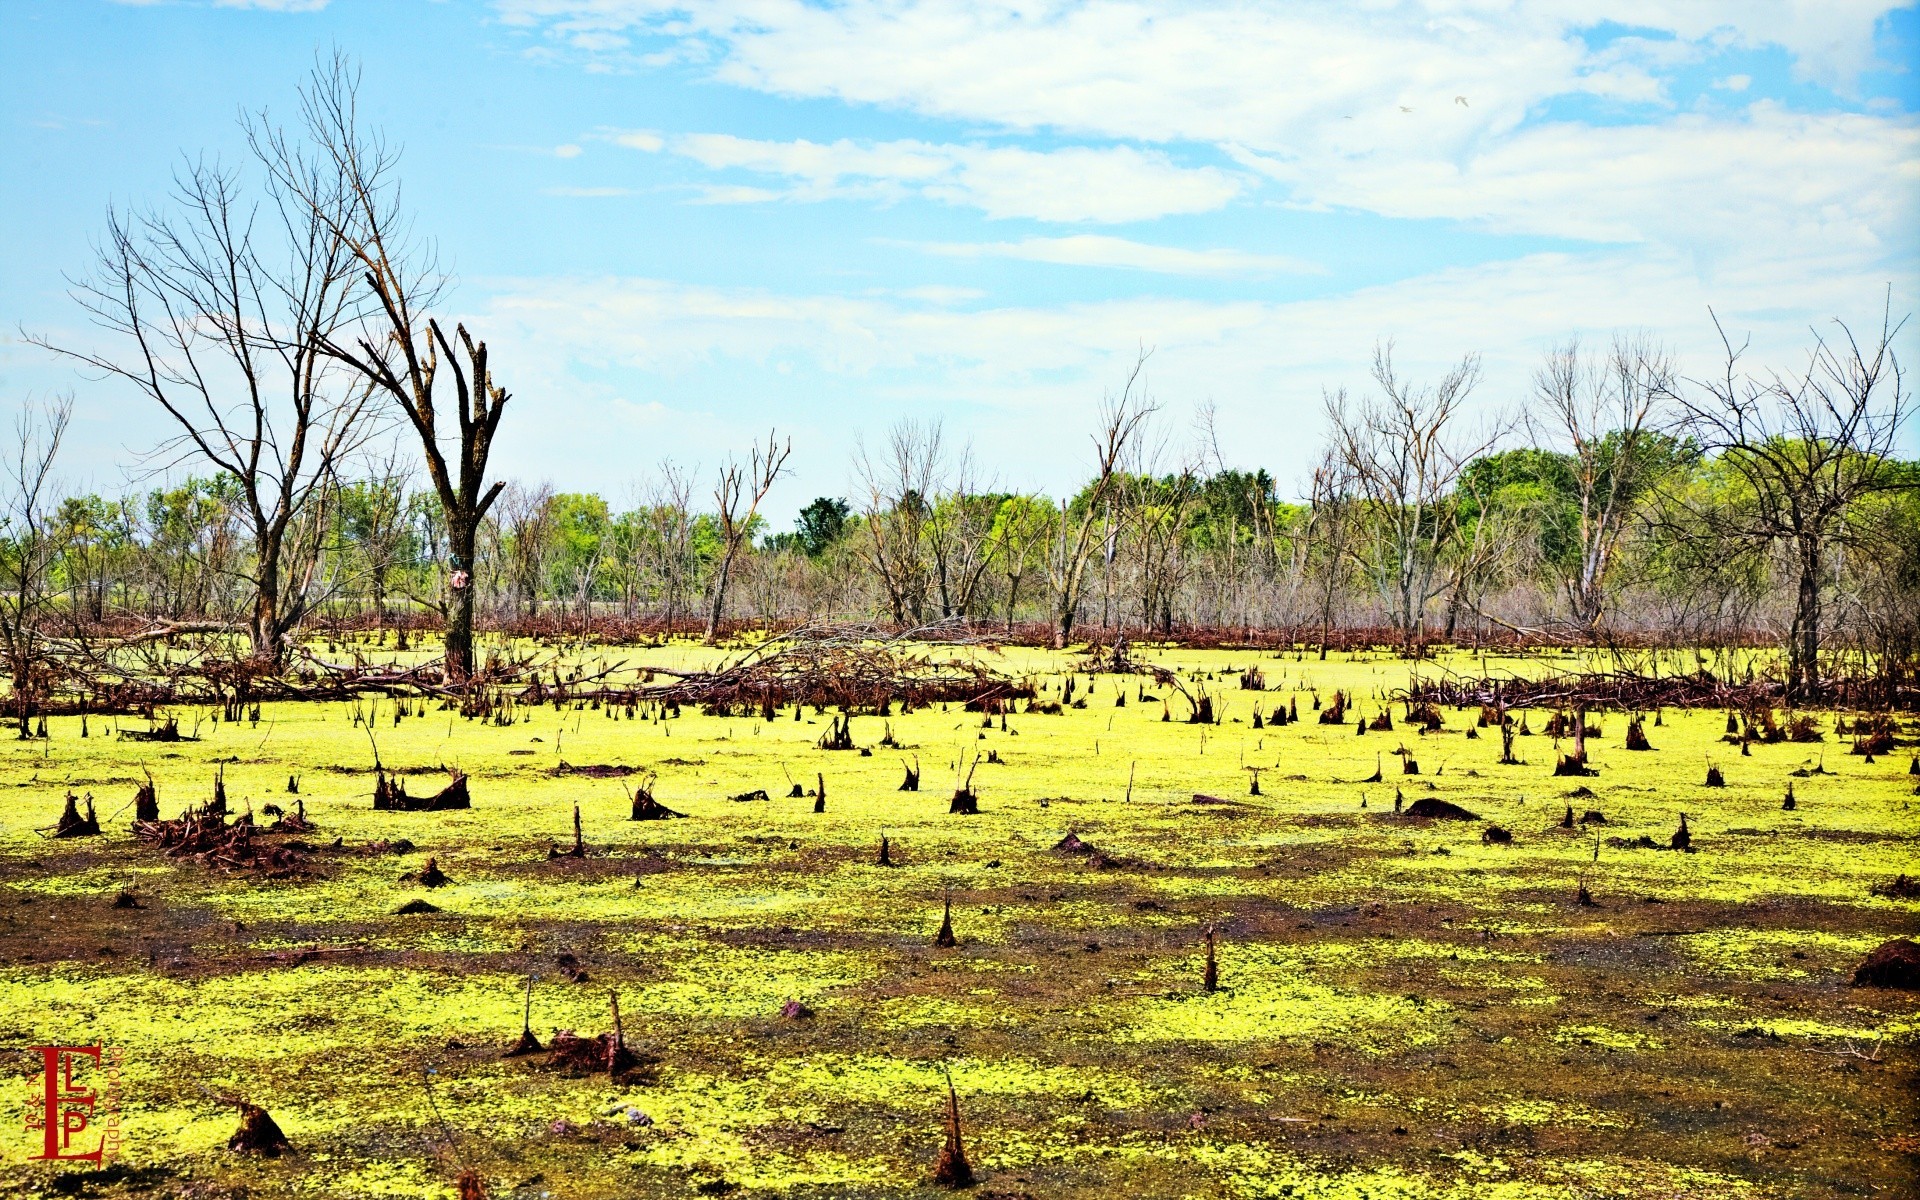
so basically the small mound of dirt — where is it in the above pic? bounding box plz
[503,1028,543,1057]
[395,899,441,914]
[228,1104,292,1156]
[1851,938,1920,989]
[545,1030,656,1083]
[1403,796,1479,821]
[1869,874,1920,899]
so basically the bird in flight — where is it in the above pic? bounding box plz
[1399,105,1413,113]
[1455,95,1469,107]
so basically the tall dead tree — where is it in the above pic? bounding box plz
[0,399,71,736]
[1667,304,1910,700]
[1304,450,1359,659]
[262,54,512,682]
[705,430,791,642]
[44,147,374,664]
[1531,334,1674,637]
[855,419,941,626]
[1324,343,1498,655]
[925,448,1003,621]
[1046,351,1154,648]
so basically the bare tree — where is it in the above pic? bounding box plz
[854,420,941,626]
[1117,421,1203,635]
[0,398,72,736]
[925,447,1002,620]
[1045,352,1155,648]
[338,446,414,628]
[1667,303,1910,699]
[1531,334,1674,636]
[705,430,791,642]
[639,463,696,627]
[989,495,1054,634]
[1324,343,1498,655]
[42,147,373,663]
[1303,450,1359,659]
[262,53,513,681]
[497,482,557,620]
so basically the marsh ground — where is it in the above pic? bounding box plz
[2,641,1915,1199]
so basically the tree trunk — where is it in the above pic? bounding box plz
[1789,539,1822,701]
[706,541,740,643]
[250,534,284,665]
[446,519,479,683]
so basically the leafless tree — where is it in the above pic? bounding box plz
[497,482,557,620]
[1531,333,1674,636]
[0,398,72,735]
[1045,351,1155,648]
[41,145,374,663]
[1303,450,1359,659]
[990,495,1055,634]
[1324,343,1499,654]
[925,446,1002,620]
[1666,303,1910,699]
[705,430,791,642]
[1117,418,1203,635]
[260,52,512,682]
[339,446,414,627]
[854,419,942,626]
[639,463,697,627]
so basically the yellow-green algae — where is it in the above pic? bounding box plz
[0,639,1913,1197]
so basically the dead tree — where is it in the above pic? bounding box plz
[1322,344,1498,655]
[1044,351,1155,648]
[264,53,511,683]
[1665,301,1911,701]
[705,430,791,643]
[1530,334,1675,637]
[0,399,70,735]
[41,133,376,666]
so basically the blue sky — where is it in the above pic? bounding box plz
[2,0,1916,514]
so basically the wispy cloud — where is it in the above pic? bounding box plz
[912,235,1319,277]
[616,132,1244,223]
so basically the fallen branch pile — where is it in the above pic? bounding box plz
[1402,668,1917,713]
[131,808,314,878]
[642,625,1026,715]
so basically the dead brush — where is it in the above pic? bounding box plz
[544,991,655,1084]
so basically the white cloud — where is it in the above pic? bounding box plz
[1242,105,1920,258]
[466,247,1918,496]
[912,235,1320,277]
[626,134,1244,223]
[525,3,1916,264]
[499,1,1913,135]
[554,143,584,158]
